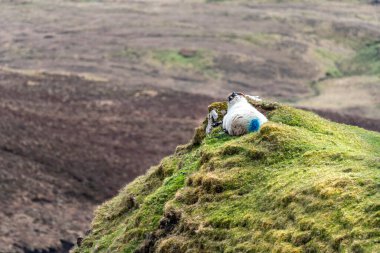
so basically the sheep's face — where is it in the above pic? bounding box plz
[227,92,245,107]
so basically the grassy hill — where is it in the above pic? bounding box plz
[1,1,379,251]
[75,100,380,253]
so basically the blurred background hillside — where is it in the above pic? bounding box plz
[0,0,379,252]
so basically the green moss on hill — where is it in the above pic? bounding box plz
[75,101,380,253]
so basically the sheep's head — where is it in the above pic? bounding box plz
[227,92,246,107]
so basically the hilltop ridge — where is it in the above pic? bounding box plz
[75,100,380,253]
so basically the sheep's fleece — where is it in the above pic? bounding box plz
[206,93,268,136]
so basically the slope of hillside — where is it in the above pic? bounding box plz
[1,0,379,119]
[75,100,380,253]
[0,69,212,252]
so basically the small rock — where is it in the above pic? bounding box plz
[206,109,219,134]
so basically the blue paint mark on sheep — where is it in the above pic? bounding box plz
[248,118,261,132]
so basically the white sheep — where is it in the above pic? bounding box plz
[222,92,268,136]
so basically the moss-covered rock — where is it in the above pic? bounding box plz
[74,102,380,253]
[208,102,227,121]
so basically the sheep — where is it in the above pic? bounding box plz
[222,92,268,136]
